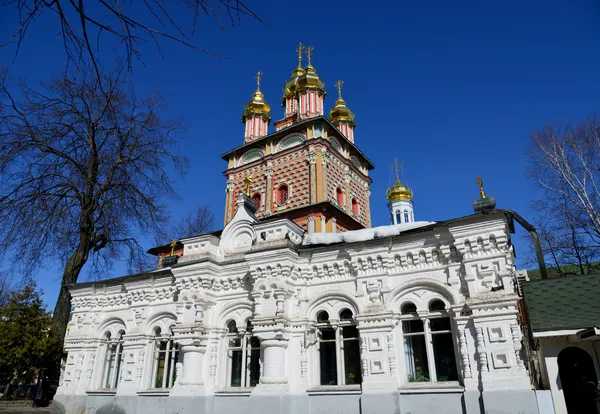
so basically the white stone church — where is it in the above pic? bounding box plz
[54,47,541,414]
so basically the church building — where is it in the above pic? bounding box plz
[54,45,543,414]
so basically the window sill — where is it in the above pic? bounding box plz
[215,387,253,396]
[307,385,362,395]
[137,389,171,397]
[86,390,117,396]
[399,382,463,394]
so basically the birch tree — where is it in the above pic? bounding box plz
[527,115,600,275]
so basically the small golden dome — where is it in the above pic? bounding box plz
[296,45,325,93]
[386,178,413,202]
[282,43,308,101]
[243,72,271,122]
[329,80,355,126]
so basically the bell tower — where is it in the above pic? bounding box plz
[387,159,414,225]
[222,45,374,234]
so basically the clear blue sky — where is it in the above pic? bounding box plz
[1,0,599,307]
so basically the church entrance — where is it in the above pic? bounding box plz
[558,346,599,414]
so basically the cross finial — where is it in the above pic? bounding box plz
[169,239,177,256]
[296,43,304,68]
[335,80,344,99]
[390,157,403,182]
[305,45,314,66]
[477,176,486,199]
[255,71,262,92]
[243,174,253,196]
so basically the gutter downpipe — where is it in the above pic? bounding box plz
[495,209,548,280]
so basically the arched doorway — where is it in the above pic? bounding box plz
[558,347,598,414]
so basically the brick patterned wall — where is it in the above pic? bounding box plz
[272,150,309,214]
[326,154,346,208]
[348,173,369,226]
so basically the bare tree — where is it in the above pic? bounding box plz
[0,66,185,341]
[527,115,600,275]
[172,206,215,239]
[2,1,261,77]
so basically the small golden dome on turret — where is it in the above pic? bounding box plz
[386,178,413,202]
[329,80,356,126]
[296,45,326,92]
[282,44,306,101]
[243,71,271,122]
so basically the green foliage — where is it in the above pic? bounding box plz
[407,373,430,382]
[346,373,356,384]
[0,281,62,392]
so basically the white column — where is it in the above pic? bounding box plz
[179,345,205,386]
[260,339,289,384]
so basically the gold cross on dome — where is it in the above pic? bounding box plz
[255,71,262,91]
[477,176,487,199]
[335,80,344,99]
[296,43,304,68]
[305,45,314,66]
[390,157,403,181]
[243,174,253,196]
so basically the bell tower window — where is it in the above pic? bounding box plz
[352,198,359,216]
[277,184,289,204]
[404,210,410,223]
[395,211,401,225]
[336,188,344,206]
[252,193,261,209]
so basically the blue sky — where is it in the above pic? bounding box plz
[1,0,599,307]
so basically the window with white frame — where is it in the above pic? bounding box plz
[226,320,260,387]
[316,309,362,386]
[101,330,124,389]
[400,300,458,383]
[395,211,401,225]
[404,210,410,223]
[151,327,179,389]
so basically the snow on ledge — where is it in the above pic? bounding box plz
[302,221,436,246]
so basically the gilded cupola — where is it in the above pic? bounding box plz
[329,80,356,127]
[296,45,326,93]
[242,72,271,142]
[386,178,413,202]
[282,44,306,102]
[242,71,271,123]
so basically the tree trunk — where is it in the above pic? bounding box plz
[52,240,90,344]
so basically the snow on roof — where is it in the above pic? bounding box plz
[302,221,436,246]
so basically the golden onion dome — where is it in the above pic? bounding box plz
[386,178,413,202]
[296,45,325,93]
[242,72,271,122]
[282,44,307,101]
[296,64,325,92]
[329,80,355,126]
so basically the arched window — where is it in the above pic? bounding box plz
[395,211,401,225]
[336,188,344,206]
[277,184,289,204]
[101,330,124,389]
[317,309,362,386]
[227,320,260,387]
[404,210,410,223]
[352,198,359,216]
[401,300,457,383]
[252,193,261,209]
[151,327,178,389]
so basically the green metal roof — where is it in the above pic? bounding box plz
[523,274,600,332]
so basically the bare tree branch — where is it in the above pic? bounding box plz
[0,64,186,341]
[525,115,600,276]
[1,0,262,78]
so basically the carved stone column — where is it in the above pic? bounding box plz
[321,152,330,202]
[307,152,317,204]
[252,319,291,393]
[171,327,209,396]
[265,168,273,216]
[224,180,235,225]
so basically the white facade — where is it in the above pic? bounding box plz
[53,195,540,414]
[389,199,414,225]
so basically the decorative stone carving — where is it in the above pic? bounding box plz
[387,334,396,376]
[510,322,525,368]
[360,337,369,377]
[459,328,472,379]
[476,326,489,372]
